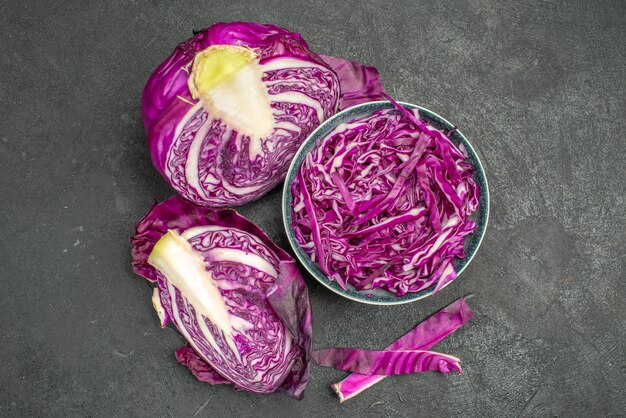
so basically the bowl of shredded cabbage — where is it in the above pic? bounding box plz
[283,99,489,305]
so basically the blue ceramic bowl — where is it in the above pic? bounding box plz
[282,101,489,305]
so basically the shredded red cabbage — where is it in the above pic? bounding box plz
[291,101,479,296]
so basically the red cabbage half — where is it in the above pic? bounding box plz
[130,196,312,398]
[291,100,479,296]
[143,22,384,207]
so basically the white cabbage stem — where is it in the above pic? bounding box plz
[188,45,275,147]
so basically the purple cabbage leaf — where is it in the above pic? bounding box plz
[331,297,474,402]
[312,348,462,375]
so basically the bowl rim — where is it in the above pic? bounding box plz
[282,100,490,305]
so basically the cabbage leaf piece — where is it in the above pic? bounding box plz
[331,298,473,402]
[312,348,462,375]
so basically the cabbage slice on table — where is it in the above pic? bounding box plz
[312,348,462,375]
[130,196,312,398]
[329,298,474,402]
[143,22,385,207]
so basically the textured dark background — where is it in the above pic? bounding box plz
[1,0,625,416]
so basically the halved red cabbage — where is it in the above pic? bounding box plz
[332,298,474,402]
[130,196,312,398]
[291,99,479,296]
[312,349,462,375]
[143,22,384,207]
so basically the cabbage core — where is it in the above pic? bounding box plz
[188,45,274,139]
[148,230,234,341]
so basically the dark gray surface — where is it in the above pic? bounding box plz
[1,0,624,416]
